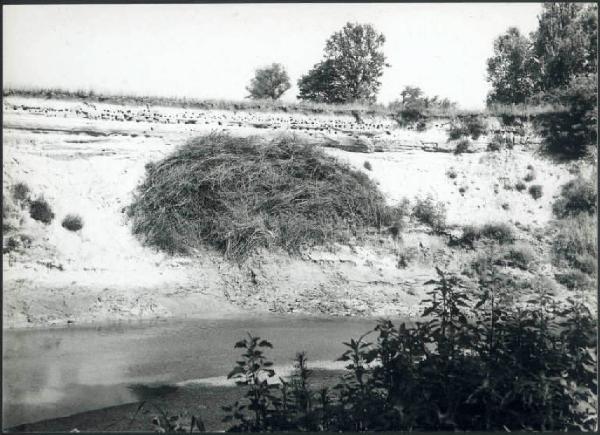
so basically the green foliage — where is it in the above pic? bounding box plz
[487,133,512,152]
[458,223,515,248]
[486,5,598,157]
[533,74,598,158]
[389,86,457,129]
[523,171,536,182]
[412,196,446,232]
[128,134,401,260]
[553,176,597,218]
[297,23,388,103]
[223,334,277,431]
[454,139,471,155]
[515,181,526,192]
[129,401,205,433]
[528,184,543,200]
[487,4,598,104]
[449,116,488,141]
[486,27,538,104]
[497,242,536,270]
[246,63,291,100]
[29,197,54,224]
[532,3,598,92]
[555,269,594,291]
[552,214,597,276]
[218,263,597,432]
[61,214,84,232]
[11,182,30,202]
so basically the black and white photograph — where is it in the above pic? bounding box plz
[2,2,598,432]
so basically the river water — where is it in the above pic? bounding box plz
[3,315,386,429]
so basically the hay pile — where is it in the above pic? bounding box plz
[128,134,400,260]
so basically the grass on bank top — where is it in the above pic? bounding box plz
[127,133,402,260]
[2,86,388,116]
[3,86,564,119]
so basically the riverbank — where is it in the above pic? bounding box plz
[2,95,590,329]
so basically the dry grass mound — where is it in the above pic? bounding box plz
[128,133,400,260]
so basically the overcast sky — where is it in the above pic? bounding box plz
[3,3,543,109]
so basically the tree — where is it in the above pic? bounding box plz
[246,63,291,100]
[532,3,597,91]
[400,86,423,105]
[486,3,598,105]
[298,23,389,104]
[486,27,538,105]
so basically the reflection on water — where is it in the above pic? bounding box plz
[3,315,387,429]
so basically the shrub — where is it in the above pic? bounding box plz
[480,222,515,244]
[62,214,84,232]
[528,184,543,199]
[552,214,597,275]
[363,161,372,171]
[448,116,488,141]
[523,171,536,182]
[4,236,20,253]
[486,136,502,152]
[11,182,30,202]
[396,246,418,268]
[497,242,536,270]
[552,177,597,218]
[515,181,526,192]
[534,74,598,159]
[221,266,598,431]
[555,269,594,290]
[458,186,467,194]
[459,222,514,248]
[411,196,446,232]
[454,138,471,154]
[29,197,54,224]
[446,167,457,179]
[128,134,401,260]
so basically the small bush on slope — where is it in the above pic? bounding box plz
[553,176,597,218]
[458,223,515,248]
[528,184,543,200]
[29,197,54,224]
[62,214,84,232]
[411,196,446,232]
[454,138,471,154]
[11,182,30,202]
[552,214,597,276]
[128,134,401,260]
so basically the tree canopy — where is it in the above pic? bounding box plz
[486,3,598,105]
[246,63,291,100]
[298,23,389,104]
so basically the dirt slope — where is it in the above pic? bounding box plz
[2,96,590,328]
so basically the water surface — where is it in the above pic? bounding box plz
[3,315,386,428]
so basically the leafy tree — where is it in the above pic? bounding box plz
[246,63,291,100]
[486,3,598,105]
[532,2,598,91]
[389,86,457,129]
[298,23,388,103]
[486,27,538,105]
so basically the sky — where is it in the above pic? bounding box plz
[3,3,543,109]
